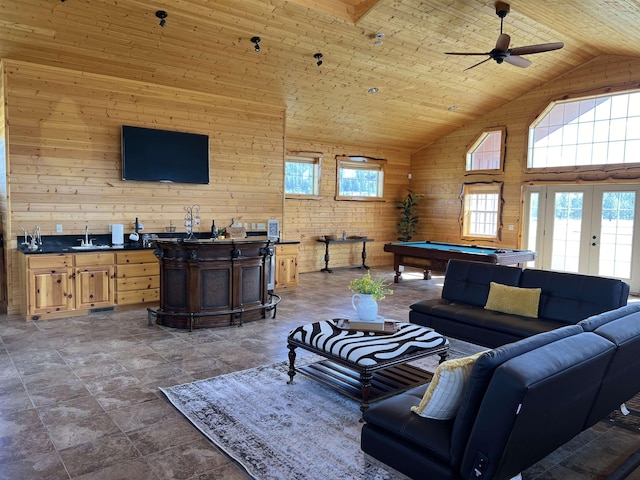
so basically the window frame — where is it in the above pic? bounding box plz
[465,126,506,174]
[335,155,386,202]
[284,154,323,200]
[460,182,503,241]
[526,89,640,172]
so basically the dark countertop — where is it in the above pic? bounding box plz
[18,232,299,255]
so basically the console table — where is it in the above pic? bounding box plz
[317,237,373,273]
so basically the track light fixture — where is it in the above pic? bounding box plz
[155,10,168,27]
[314,53,323,67]
[251,36,261,52]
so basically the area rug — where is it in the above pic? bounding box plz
[161,360,409,480]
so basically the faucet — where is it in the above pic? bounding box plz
[84,225,92,246]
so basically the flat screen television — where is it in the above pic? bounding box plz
[121,125,210,184]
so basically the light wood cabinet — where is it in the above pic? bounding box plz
[25,255,74,319]
[74,253,115,310]
[22,250,158,321]
[275,244,298,290]
[115,250,159,306]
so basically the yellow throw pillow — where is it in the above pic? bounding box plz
[411,351,484,420]
[484,282,541,318]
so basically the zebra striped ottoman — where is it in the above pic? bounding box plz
[287,320,449,416]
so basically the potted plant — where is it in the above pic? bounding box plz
[397,189,422,242]
[349,272,393,321]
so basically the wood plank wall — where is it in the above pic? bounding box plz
[411,55,640,247]
[284,140,411,273]
[1,60,286,315]
[1,60,414,315]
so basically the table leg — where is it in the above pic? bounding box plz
[320,241,333,273]
[438,350,449,364]
[359,370,373,420]
[360,241,370,270]
[287,344,297,384]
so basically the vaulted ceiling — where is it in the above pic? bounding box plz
[2,0,640,152]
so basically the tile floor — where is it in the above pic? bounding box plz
[1,267,639,479]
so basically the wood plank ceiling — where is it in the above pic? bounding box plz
[1,0,640,152]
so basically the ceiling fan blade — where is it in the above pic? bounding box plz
[445,52,491,56]
[510,42,564,56]
[505,55,531,68]
[464,57,492,71]
[495,33,510,51]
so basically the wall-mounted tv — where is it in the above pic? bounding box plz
[121,125,210,184]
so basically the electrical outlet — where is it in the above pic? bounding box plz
[56,224,63,233]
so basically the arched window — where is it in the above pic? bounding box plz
[466,127,505,173]
[528,90,640,168]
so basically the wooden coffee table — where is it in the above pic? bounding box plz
[287,319,449,416]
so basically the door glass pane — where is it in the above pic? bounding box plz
[552,192,583,272]
[599,191,635,278]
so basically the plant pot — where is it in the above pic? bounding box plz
[351,293,378,322]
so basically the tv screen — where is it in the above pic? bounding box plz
[121,125,210,184]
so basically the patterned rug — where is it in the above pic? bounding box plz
[161,361,411,480]
[608,393,640,433]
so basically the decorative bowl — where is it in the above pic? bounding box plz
[324,234,337,241]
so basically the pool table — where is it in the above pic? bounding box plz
[383,241,537,283]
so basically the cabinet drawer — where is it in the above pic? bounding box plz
[27,255,72,269]
[116,250,158,264]
[74,253,115,266]
[116,289,159,305]
[276,244,298,255]
[116,276,160,292]
[116,263,159,278]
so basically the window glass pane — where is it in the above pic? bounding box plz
[466,129,504,171]
[528,90,640,168]
[284,156,320,196]
[462,184,501,239]
[336,157,385,199]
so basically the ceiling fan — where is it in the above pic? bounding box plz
[445,2,564,71]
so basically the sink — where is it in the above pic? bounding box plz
[71,245,111,250]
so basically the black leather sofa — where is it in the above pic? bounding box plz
[409,259,630,348]
[361,303,640,480]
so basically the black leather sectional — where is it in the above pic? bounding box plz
[409,259,630,348]
[361,303,640,480]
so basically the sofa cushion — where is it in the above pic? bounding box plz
[579,303,640,331]
[584,307,640,427]
[362,384,455,464]
[449,325,583,466]
[441,260,522,307]
[484,282,541,318]
[411,352,484,419]
[428,303,569,338]
[520,268,629,322]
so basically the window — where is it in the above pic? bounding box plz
[528,90,640,168]
[461,183,502,240]
[285,155,322,198]
[336,156,385,201]
[466,127,506,172]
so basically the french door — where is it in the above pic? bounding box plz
[524,184,640,293]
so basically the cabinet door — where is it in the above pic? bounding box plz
[28,269,73,314]
[276,255,298,289]
[75,266,114,309]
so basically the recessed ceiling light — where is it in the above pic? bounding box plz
[368,87,379,94]
[448,105,457,111]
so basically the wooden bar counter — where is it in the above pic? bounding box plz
[150,238,276,329]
